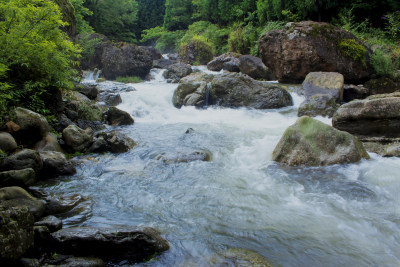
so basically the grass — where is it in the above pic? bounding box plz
[115,76,143,83]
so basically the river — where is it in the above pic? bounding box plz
[40,68,400,266]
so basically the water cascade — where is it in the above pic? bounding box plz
[41,67,400,266]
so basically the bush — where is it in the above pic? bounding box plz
[0,0,80,118]
[178,35,214,65]
[141,26,184,53]
[371,49,399,78]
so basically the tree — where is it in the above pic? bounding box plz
[136,0,166,38]
[0,0,80,116]
[163,0,193,31]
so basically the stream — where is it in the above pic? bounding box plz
[39,68,400,266]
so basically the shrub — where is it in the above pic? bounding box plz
[141,26,184,53]
[371,49,399,78]
[179,35,214,65]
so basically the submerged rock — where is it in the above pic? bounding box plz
[332,93,400,140]
[272,116,369,166]
[156,150,211,164]
[221,248,273,267]
[44,256,105,267]
[0,205,34,260]
[51,226,169,262]
[258,21,373,83]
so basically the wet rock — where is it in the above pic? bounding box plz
[76,120,105,132]
[363,142,400,157]
[51,226,169,262]
[34,215,63,232]
[141,46,162,60]
[163,63,193,83]
[156,150,211,164]
[332,93,400,140]
[272,116,369,166]
[65,109,79,122]
[39,151,76,178]
[97,93,122,107]
[34,133,63,153]
[39,193,84,216]
[19,258,40,267]
[209,72,293,109]
[62,125,93,153]
[153,58,176,69]
[95,81,135,94]
[0,149,43,173]
[302,72,344,102]
[173,73,213,108]
[57,114,76,132]
[76,84,98,100]
[297,94,339,118]
[343,84,369,102]
[258,21,373,83]
[105,132,135,153]
[87,137,108,153]
[0,132,17,153]
[207,52,241,72]
[0,187,45,219]
[104,107,134,126]
[34,225,51,246]
[238,55,273,80]
[0,168,36,188]
[12,107,50,145]
[0,205,34,260]
[365,77,400,95]
[222,58,240,73]
[47,256,105,267]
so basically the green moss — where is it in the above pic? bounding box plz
[79,103,103,121]
[308,23,335,38]
[338,39,367,65]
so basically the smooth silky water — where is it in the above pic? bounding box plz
[40,68,400,266]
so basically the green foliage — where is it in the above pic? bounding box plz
[141,26,185,53]
[384,12,400,41]
[115,76,143,83]
[371,49,399,77]
[338,39,367,63]
[77,33,105,65]
[282,9,301,22]
[179,35,214,65]
[79,102,103,121]
[0,0,80,118]
[228,23,260,55]
[84,0,139,43]
[70,0,93,34]
[136,0,166,38]
[164,0,193,30]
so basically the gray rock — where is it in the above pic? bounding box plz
[105,107,134,126]
[49,257,105,267]
[12,108,50,145]
[163,63,192,83]
[87,137,108,153]
[156,150,211,164]
[0,132,17,153]
[0,187,45,219]
[58,114,76,132]
[34,215,63,232]
[153,58,176,69]
[97,93,122,106]
[332,92,400,140]
[302,72,344,102]
[222,58,240,72]
[173,73,213,108]
[363,142,400,157]
[51,226,169,262]
[272,116,370,166]
[0,149,43,173]
[76,84,98,100]
[105,132,135,153]
[0,205,34,260]
[76,120,106,132]
[207,52,241,71]
[238,55,273,80]
[39,151,76,178]
[39,193,84,216]
[0,168,36,188]
[298,94,339,118]
[34,133,63,153]
[62,125,93,152]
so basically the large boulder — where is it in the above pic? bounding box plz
[0,149,43,173]
[297,94,339,118]
[62,125,93,153]
[238,55,273,80]
[101,43,153,80]
[0,132,17,153]
[207,53,241,72]
[332,93,400,140]
[12,108,50,145]
[173,73,214,108]
[163,63,192,83]
[0,168,36,188]
[104,107,134,126]
[258,21,373,83]
[208,73,293,109]
[302,72,344,102]
[272,116,370,166]
[0,187,46,219]
[34,133,63,153]
[0,206,34,260]
[40,151,76,178]
[51,226,169,262]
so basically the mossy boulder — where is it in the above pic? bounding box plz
[258,21,373,83]
[0,187,46,219]
[0,168,36,188]
[364,77,400,96]
[272,116,369,166]
[179,39,214,65]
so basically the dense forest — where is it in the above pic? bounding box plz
[0,0,399,120]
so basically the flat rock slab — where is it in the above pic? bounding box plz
[51,226,169,262]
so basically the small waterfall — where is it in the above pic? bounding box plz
[82,69,101,83]
[204,82,211,108]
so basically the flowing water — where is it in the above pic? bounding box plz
[40,68,400,266]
